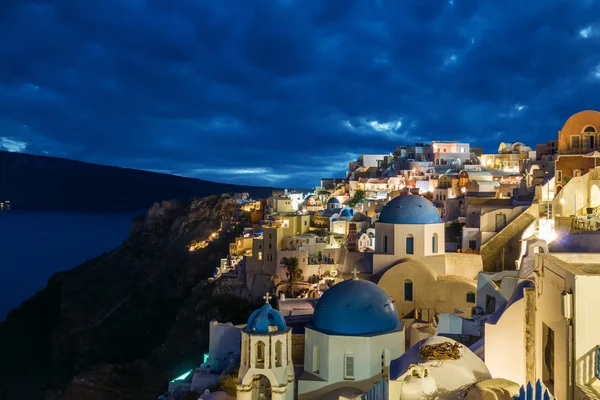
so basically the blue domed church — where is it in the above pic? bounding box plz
[373,194,482,322]
[237,294,295,400]
[297,276,405,398]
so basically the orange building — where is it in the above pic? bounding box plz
[555,110,600,194]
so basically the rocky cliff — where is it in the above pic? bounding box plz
[0,195,258,399]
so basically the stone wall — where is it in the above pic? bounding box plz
[480,204,538,272]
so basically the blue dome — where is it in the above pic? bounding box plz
[245,303,287,334]
[340,208,353,218]
[327,197,340,204]
[311,279,400,336]
[378,195,441,224]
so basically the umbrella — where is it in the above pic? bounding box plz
[584,151,600,168]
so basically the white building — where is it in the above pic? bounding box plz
[298,277,405,399]
[372,194,483,322]
[237,297,295,400]
[485,252,600,399]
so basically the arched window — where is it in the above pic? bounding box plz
[404,279,414,302]
[574,169,582,177]
[583,125,597,133]
[344,352,355,380]
[406,234,414,255]
[255,341,265,368]
[383,235,388,253]
[466,292,476,303]
[275,340,283,367]
[312,346,320,374]
[432,233,438,253]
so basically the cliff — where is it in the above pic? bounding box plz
[0,151,274,211]
[0,195,259,399]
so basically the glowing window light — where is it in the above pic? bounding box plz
[204,353,209,364]
[171,369,193,382]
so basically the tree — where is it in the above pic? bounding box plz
[348,189,366,207]
[445,221,465,243]
[282,256,303,296]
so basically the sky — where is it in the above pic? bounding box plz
[1,0,600,188]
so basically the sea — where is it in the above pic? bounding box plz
[0,211,141,320]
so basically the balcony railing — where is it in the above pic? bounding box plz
[558,148,596,155]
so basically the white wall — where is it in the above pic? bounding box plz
[299,327,405,396]
[484,293,527,384]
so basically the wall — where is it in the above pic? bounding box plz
[299,327,404,397]
[555,155,595,186]
[208,321,242,373]
[534,258,571,400]
[378,260,477,320]
[443,253,483,279]
[484,290,528,384]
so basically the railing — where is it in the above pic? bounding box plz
[558,148,594,155]
[361,378,388,400]
[513,380,557,400]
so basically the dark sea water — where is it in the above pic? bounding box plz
[0,211,141,320]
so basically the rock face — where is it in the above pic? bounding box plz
[0,195,257,400]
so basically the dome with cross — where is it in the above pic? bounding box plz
[310,275,401,336]
[244,292,288,334]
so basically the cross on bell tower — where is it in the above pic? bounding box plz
[351,268,359,279]
[263,292,272,303]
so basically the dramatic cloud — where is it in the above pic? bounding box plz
[1,0,600,187]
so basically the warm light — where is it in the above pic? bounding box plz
[560,198,566,204]
[461,187,467,193]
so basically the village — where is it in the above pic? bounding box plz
[164,110,600,400]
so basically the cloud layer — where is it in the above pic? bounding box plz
[1,0,600,187]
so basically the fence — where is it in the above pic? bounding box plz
[361,378,388,400]
[513,379,557,400]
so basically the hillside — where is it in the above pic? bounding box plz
[0,151,274,211]
[0,195,259,399]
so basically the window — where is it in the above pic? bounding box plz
[256,341,265,368]
[432,233,438,253]
[269,243,272,249]
[312,346,320,374]
[404,279,414,301]
[584,135,595,149]
[583,125,597,133]
[574,169,582,177]
[258,251,263,260]
[469,240,477,250]
[269,234,272,239]
[304,221,307,226]
[275,340,283,367]
[466,292,476,303]
[570,135,581,149]
[383,235,388,253]
[406,235,414,255]
[344,353,355,379]
[557,170,563,182]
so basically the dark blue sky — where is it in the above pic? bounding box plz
[1,0,600,188]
